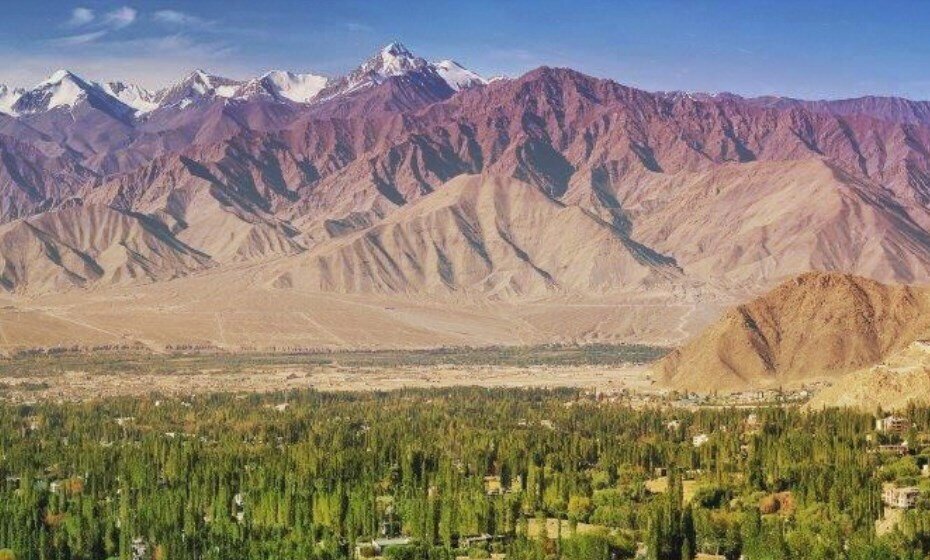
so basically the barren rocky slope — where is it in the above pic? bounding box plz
[266,174,680,296]
[4,62,930,295]
[807,341,930,410]
[0,204,209,293]
[657,272,930,391]
[626,159,930,285]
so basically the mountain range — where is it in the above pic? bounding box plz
[3,42,930,375]
[0,43,482,117]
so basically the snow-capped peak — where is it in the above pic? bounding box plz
[155,70,243,109]
[237,70,329,104]
[324,42,486,98]
[39,69,79,87]
[173,70,229,97]
[374,42,425,77]
[380,42,414,66]
[341,42,429,92]
[188,70,215,93]
[102,81,158,114]
[382,42,413,58]
[433,60,487,91]
[2,70,137,119]
[13,69,99,114]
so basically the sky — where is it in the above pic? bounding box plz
[1,0,929,100]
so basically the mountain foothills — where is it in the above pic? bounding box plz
[657,272,930,392]
[3,42,930,389]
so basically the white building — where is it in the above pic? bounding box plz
[876,416,909,434]
[883,486,920,509]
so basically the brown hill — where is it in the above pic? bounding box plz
[656,272,930,391]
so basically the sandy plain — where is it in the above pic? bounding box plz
[0,362,657,402]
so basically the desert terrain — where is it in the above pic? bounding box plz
[0,361,657,402]
[5,271,930,411]
[0,258,723,353]
[0,345,663,401]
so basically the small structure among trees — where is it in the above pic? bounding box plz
[883,486,920,509]
[877,415,910,434]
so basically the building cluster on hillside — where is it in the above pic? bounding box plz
[871,414,930,515]
[585,383,826,409]
[668,385,827,408]
[872,440,911,456]
[870,415,919,457]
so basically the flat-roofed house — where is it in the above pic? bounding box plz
[883,486,920,509]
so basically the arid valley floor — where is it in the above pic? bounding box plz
[0,264,725,353]
[0,346,665,402]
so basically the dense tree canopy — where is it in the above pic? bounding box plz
[0,388,927,559]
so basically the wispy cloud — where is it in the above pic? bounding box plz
[104,34,237,59]
[51,6,140,47]
[50,30,108,47]
[153,9,212,28]
[102,7,137,30]
[15,5,247,89]
[66,7,95,27]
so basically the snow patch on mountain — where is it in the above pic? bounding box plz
[155,70,243,109]
[434,60,487,91]
[103,82,158,114]
[237,71,329,103]
[262,71,329,102]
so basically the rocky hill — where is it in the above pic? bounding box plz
[656,273,930,391]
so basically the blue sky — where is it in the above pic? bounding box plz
[2,0,929,100]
